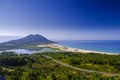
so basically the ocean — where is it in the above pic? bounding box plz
[58,40,120,54]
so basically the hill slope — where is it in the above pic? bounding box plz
[0,34,55,49]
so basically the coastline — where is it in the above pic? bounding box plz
[37,44,118,55]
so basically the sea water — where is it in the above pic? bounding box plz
[58,40,120,54]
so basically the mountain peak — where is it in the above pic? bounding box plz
[23,34,48,41]
[27,34,45,37]
[0,34,55,49]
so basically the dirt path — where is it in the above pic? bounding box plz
[43,55,119,76]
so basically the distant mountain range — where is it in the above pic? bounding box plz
[0,34,55,50]
[0,36,21,43]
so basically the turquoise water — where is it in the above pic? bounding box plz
[58,40,120,54]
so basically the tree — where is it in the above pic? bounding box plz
[21,70,39,80]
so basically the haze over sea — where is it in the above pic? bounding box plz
[58,40,120,54]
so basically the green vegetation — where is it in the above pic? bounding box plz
[0,52,17,56]
[42,52,120,74]
[0,52,120,80]
[23,45,46,50]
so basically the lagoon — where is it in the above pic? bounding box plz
[4,48,59,54]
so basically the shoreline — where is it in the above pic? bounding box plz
[37,44,118,55]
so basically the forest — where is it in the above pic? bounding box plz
[0,52,120,80]
[43,52,120,73]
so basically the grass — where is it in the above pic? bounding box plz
[43,52,120,74]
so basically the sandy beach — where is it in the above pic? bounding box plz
[37,44,116,55]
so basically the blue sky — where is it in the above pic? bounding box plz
[0,0,120,40]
